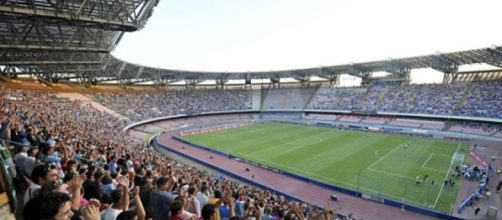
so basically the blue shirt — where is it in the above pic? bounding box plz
[235,201,245,217]
[101,183,115,196]
[219,205,230,220]
[262,214,273,220]
[109,162,117,174]
[150,190,173,220]
[44,155,61,167]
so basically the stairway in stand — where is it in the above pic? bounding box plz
[281,95,290,109]
[303,84,322,109]
[357,85,373,109]
[375,87,390,108]
[453,82,474,114]
[403,93,417,112]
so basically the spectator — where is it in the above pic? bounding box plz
[197,184,210,211]
[175,196,197,220]
[0,86,337,220]
[201,204,217,220]
[23,192,73,220]
[103,176,130,220]
[83,170,104,201]
[14,145,28,176]
[186,186,201,218]
[23,164,48,205]
[24,147,38,177]
[170,200,185,220]
[150,176,174,220]
[140,171,155,219]
[89,90,250,121]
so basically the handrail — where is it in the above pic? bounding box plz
[0,138,31,147]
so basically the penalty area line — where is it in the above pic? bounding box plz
[368,143,404,170]
[422,153,433,168]
[433,143,461,208]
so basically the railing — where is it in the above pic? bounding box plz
[123,109,502,134]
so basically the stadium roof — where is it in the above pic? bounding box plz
[0,0,502,85]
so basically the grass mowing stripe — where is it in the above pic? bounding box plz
[232,150,435,206]
[184,122,462,212]
[190,124,292,151]
[237,129,317,154]
[250,129,336,158]
[230,151,405,199]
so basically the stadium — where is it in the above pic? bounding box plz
[0,1,501,220]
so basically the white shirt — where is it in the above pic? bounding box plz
[103,206,123,220]
[196,192,209,211]
[24,156,36,177]
[186,195,201,217]
[126,159,133,171]
[23,183,41,205]
[181,210,196,220]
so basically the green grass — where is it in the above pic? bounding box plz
[184,122,466,213]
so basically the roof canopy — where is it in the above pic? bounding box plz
[0,0,501,85]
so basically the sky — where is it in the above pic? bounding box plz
[113,0,502,84]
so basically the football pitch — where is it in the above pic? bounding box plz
[184,122,466,213]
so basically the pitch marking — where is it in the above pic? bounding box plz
[374,149,386,158]
[223,148,431,206]
[433,143,461,208]
[278,135,324,145]
[237,152,405,199]
[366,167,415,180]
[422,154,433,168]
[367,143,404,170]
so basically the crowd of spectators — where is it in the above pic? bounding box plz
[309,88,366,111]
[376,84,415,113]
[449,121,502,134]
[459,80,502,118]
[0,86,336,220]
[87,80,502,121]
[2,80,500,220]
[309,81,502,119]
[90,90,250,121]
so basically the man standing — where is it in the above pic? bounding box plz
[169,200,184,220]
[0,117,11,140]
[14,145,29,176]
[197,185,210,211]
[474,205,481,215]
[150,177,175,220]
[140,171,155,219]
[23,164,48,205]
[43,146,61,168]
[24,192,75,220]
[186,186,201,218]
[24,147,39,177]
[103,177,130,220]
